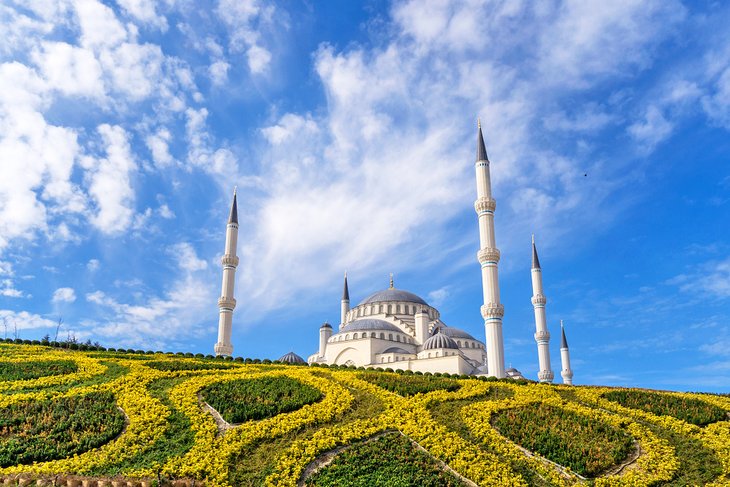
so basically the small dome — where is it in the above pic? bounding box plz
[320,322,332,329]
[381,347,412,354]
[422,332,458,350]
[435,326,476,341]
[278,352,306,364]
[505,367,524,379]
[339,319,402,334]
[358,288,428,306]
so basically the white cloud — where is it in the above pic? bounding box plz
[158,204,175,219]
[52,287,77,303]
[669,257,730,299]
[32,41,105,99]
[209,60,230,86]
[85,124,137,234]
[0,279,24,298]
[427,286,450,307]
[115,0,168,30]
[87,258,100,271]
[172,243,208,272]
[216,0,276,74]
[74,0,128,49]
[0,309,57,335]
[262,113,318,145]
[628,105,673,151]
[145,128,174,168]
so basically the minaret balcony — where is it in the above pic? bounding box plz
[538,370,554,381]
[477,248,500,264]
[474,197,496,214]
[218,297,237,309]
[221,255,240,267]
[534,330,550,341]
[531,295,547,306]
[481,303,504,319]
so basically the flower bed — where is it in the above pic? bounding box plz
[359,372,460,396]
[0,360,77,381]
[0,391,126,467]
[305,431,468,486]
[603,389,728,426]
[202,375,323,423]
[492,402,633,477]
[145,360,234,372]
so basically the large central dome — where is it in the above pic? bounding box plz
[358,288,428,306]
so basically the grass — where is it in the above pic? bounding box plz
[305,431,468,486]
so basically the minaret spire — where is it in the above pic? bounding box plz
[474,120,506,378]
[530,235,554,383]
[476,119,489,163]
[560,320,574,385]
[214,188,239,356]
[340,272,350,329]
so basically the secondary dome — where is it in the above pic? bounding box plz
[435,326,476,341]
[339,319,402,333]
[358,288,428,306]
[278,352,305,364]
[422,332,458,350]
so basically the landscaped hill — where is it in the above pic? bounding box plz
[0,342,728,486]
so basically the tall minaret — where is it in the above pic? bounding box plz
[214,189,239,357]
[340,272,350,329]
[531,235,554,383]
[560,320,574,385]
[474,120,506,378]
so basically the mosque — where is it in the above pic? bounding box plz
[213,123,575,384]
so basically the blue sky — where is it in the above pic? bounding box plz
[1,0,729,392]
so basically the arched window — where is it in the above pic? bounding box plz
[396,335,401,342]
[388,333,393,341]
[457,340,462,347]
[345,334,350,340]
[380,333,385,339]
[371,332,376,338]
[387,305,392,314]
[427,353,431,358]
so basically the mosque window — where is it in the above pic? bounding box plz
[387,305,392,314]
[345,334,350,340]
[371,332,376,338]
[457,340,462,347]
[388,333,393,341]
[379,333,385,339]
[396,335,400,342]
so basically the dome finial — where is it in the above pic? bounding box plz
[389,273,394,289]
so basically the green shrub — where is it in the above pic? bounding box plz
[305,432,467,486]
[360,372,460,396]
[145,360,233,372]
[603,389,728,426]
[0,391,125,466]
[0,360,77,381]
[202,376,322,423]
[492,403,633,477]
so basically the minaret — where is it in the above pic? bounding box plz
[214,189,239,357]
[531,235,554,383]
[560,320,574,385]
[340,273,350,328]
[474,120,505,378]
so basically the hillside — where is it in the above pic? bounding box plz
[0,342,728,486]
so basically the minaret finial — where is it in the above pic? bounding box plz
[476,119,488,162]
[389,273,394,289]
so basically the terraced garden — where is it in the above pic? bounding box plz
[0,341,728,486]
